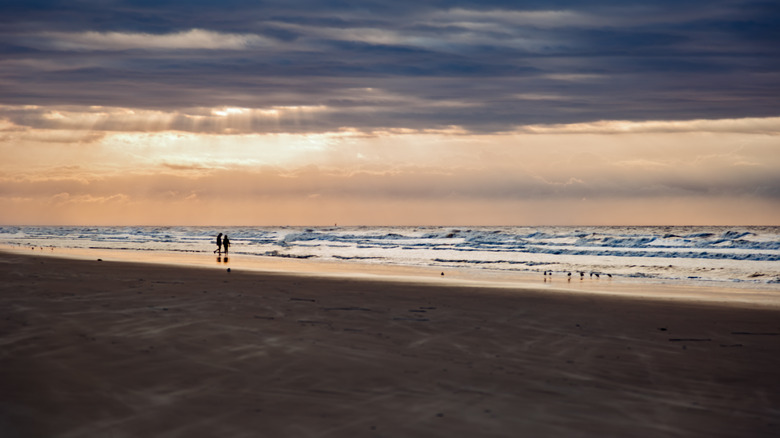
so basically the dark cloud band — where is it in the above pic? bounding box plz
[1,1,778,132]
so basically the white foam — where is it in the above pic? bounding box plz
[1,225,779,289]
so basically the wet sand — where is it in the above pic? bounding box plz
[1,251,779,437]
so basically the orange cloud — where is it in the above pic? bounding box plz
[2,106,778,225]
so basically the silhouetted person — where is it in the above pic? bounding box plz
[223,235,230,255]
[214,233,223,254]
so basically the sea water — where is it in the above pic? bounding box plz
[1,225,778,289]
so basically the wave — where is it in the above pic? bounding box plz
[3,225,778,286]
[433,258,550,267]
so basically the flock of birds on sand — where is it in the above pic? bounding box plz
[543,270,612,281]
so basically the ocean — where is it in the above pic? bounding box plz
[1,225,778,289]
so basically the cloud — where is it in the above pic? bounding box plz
[1,1,778,130]
[519,117,780,135]
[3,150,777,206]
[48,192,129,206]
[0,104,328,134]
[31,29,271,51]
[2,160,778,225]
[3,103,779,138]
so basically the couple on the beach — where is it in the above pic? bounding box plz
[214,233,231,255]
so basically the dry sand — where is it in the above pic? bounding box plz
[1,251,779,437]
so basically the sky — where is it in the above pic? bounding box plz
[1,0,778,226]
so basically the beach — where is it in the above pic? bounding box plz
[1,251,779,437]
